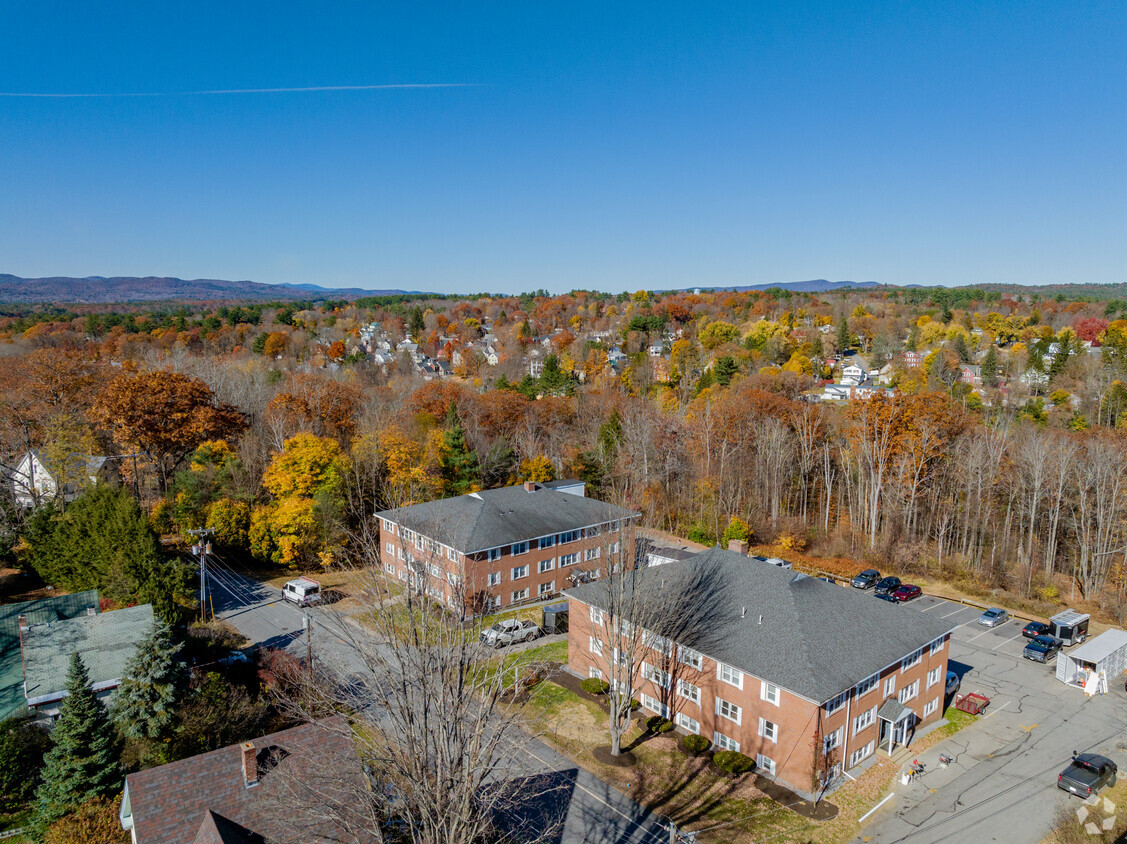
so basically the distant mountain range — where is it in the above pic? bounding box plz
[695,280,884,293]
[0,275,420,304]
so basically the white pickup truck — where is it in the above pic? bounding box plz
[480,619,541,648]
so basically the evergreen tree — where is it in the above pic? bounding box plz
[32,654,122,836]
[539,353,572,396]
[409,306,426,340]
[982,345,1000,387]
[439,405,479,496]
[906,324,920,352]
[836,317,851,353]
[951,333,971,363]
[713,356,739,387]
[112,619,186,741]
[516,374,539,399]
[0,716,51,813]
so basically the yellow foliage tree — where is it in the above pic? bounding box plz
[249,498,320,569]
[262,432,351,499]
[206,498,250,549]
[518,456,556,483]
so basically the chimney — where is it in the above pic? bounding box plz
[241,742,258,787]
[523,482,537,492]
[728,539,749,555]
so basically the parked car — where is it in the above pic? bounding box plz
[1058,753,1117,798]
[945,671,960,697]
[851,569,881,589]
[1022,621,1051,639]
[978,608,1010,627]
[874,577,902,597]
[218,649,249,666]
[480,618,541,648]
[1023,634,1063,664]
[282,576,322,607]
[891,584,922,602]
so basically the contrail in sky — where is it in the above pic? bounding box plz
[0,83,477,97]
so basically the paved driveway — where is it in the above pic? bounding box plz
[208,569,669,844]
[853,595,1127,844]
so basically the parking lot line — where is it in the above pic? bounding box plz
[920,600,948,612]
[967,628,996,642]
[982,700,1010,718]
[993,632,1024,649]
[942,606,968,618]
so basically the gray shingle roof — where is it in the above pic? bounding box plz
[378,484,639,553]
[22,603,153,704]
[564,547,955,703]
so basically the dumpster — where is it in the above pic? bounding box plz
[542,602,569,634]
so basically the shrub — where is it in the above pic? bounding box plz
[680,733,712,754]
[630,698,641,711]
[645,715,675,733]
[579,678,609,696]
[713,750,755,775]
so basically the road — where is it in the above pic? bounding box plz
[852,594,1127,844]
[208,566,670,844]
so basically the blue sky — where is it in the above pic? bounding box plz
[1,2,1124,294]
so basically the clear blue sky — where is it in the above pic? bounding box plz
[1,2,1124,294]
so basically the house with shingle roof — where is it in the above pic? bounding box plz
[21,602,153,720]
[565,547,955,795]
[120,717,372,844]
[377,482,640,614]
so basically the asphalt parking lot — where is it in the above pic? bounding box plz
[853,592,1127,844]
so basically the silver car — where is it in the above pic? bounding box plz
[978,607,1010,627]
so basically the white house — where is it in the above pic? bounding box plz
[8,451,116,507]
[840,356,870,386]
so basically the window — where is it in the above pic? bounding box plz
[427,563,441,578]
[589,636,603,656]
[761,681,779,705]
[511,588,529,602]
[559,553,578,567]
[584,547,600,561]
[758,718,777,742]
[718,663,743,689]
[588,667,603,680]
[382,519,395,532]
[398,568,407,581]
[901,648,923,672]
[386,541,395,556]
[538,581,555,596]
[538,558,555,573]
[853,706,876,736]
[884,675,896,697]
[825,691,848,715]
[898,679,919,704]
[756,754,776,776]
[930,636,945,656]
[384,561,395,575]
[558,530,580,544]
[487,571,502,587]
[446,572,462,587]
[856,674,878,699]
[539,536,556,549]
[642,630,673,657]
[590,606,604,625]
[511,565,529,580]
[642,663,671,689]
[849,741,874,768]
[640,694,669,717]
[397,546,405,560]
[716,698,742,725]
[676,713,700,734]
[511,541,529,556]
[610,541,621,554]
[447,547,458,562]
[679,646,703,670]
[677,679,700,704]
[713,732,740,752]
[612,647,628,667]
[823,727,842,754]
[927,667,942,689]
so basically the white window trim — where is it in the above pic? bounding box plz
[589,606,604,625]
[756,754,776,775]
[718,663,744,690]
[511,565,529,580]
[853,706,876,736]
[927,667,941,689]
[758,717,778,742]
[761,680,780,705]
[677,678,700,704]
[713,731,740,753]
[589,636,604,656]
[884,675,896,697]
[715,697,742,725]
[676,712,700,734]
[855,673,878,697]
[901,648,924,672]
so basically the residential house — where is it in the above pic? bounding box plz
[528,348,545,378]
[120,717,371,844]
[565,547,954,795]
[21,603,153,721]
[377,481,640,614]
[839,355,870,386]
[0,590,100,720]
[8,450,118,507]
[959,364,982,386]
[901,351,924,368]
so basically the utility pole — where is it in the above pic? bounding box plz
[303,611,313,680]
[188,528,215,623]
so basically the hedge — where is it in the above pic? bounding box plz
[645,715,675,733]
[579,678,609,695]
[713,750,755,775]
[680,733,712,753]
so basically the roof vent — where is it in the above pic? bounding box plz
[758,615,763,625]
[741,606,746,618]
[86,606,97,616]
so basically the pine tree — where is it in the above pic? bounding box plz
[440,405,479,496]
[982,345,1000,387]
[836,317,851,353]
[409,307,426,340]
[112,619,186,741]
[33,654,122,836]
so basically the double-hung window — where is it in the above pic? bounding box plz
[584,547,600,561]
[923,697,939,718]
[676,713,700,734]
[715,698,742,725]
[511,565,529,580]
[927,667,942,689]
[538,581,554,596]
[756,755,776,775]
[487,571,501,587]
[538,536,556,550]
[589,606,604,625]
[884,675,896,697]
[558,530,580,544]
[539,558,555,573]
[898,679,919,704]
[761,681,780,705]
[559,553,578,567]
[676,679,700,704]
[823,727,842,754]
[486,548,502,563]
[718,663,743,689]
[901,648,923,672]
[642,662,671,690]
[929,636,945,656]
[713,731,740,752]
[511,541,529,556]
[589,636,604,656]
[511,588,528,602]
[758,717,777,742]
[849,741,874,768]
[853,706,876,736]
[679,646,703,671]
[825,691,848,715]
[640,694,669,717]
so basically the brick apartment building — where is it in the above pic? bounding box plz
[565,547,955,794]
[376,481,640,614]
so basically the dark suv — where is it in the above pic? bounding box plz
[874,576,902,597]
[851,569,880,589]
[1023,634,1062,664]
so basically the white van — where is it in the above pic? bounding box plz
[282,577,322,607]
